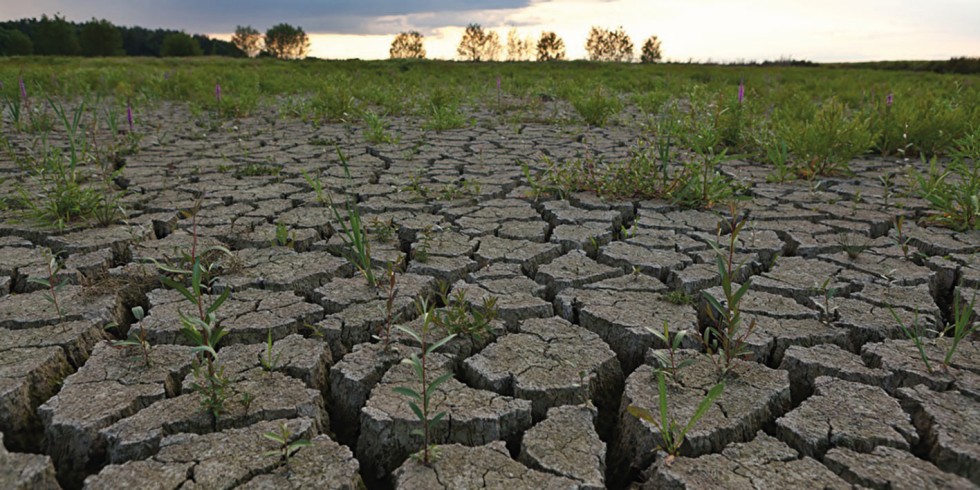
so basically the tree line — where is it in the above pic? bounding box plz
[0,15,311,59]
[392,24,663,63]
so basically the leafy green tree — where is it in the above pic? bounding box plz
[80,18,123,56]
[265,23,310,59]
[34,14,80,55]
[390,31,425,59]
[456,24,500,61]
[0,28,33,55]
[161,32,203,57]
[641,36,663,63]
[536,31,565,61]
[232,25,262,58]
[585,26,633,62]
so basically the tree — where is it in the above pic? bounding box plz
[161,32,203,56]
[585,26,633,62]
[506,29,532,61]
[456,24,500,62]
[536,32,565,61]
[232,25,263,58]
[0,28,33,56]
[265,23,309,59]
[80,18,123,57]
[390,31,425,59]
[641,36,663,63]
[34,14,80,56]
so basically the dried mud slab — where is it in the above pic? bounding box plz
[0,346,73,452]
[215,248,351,297]
[644,432,849,489]
[452,277,554,329]
[779,344,890,402]
[615,354,791,475]
[142,288,323,346]
[597,240,693,283]
[824,445,975,489]
[356,353,532,479]
[519,405,605,489]
[776,376,918,459]
[463,317,623,419]
[0,432,61,490]
[38,342,194,488]
[87,418,360,489]
[555,288,696,373]
[393,441,578,489]
[534,249,623,300]
[898,385,980,485]
[863,339,980,399]
[744,316,852,366]
[0,286,123,330]
[473,235,563,275]
[101,368,325,465]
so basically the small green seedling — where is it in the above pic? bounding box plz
[263,421,311,470]
[889,307,933,373]
[28,252,68,330]
[110,305,153,367]
[628,370,724,460]
[260,328,281,372]
[646,320,694,377]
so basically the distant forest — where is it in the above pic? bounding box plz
[0,15,243,57]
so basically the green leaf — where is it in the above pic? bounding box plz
[431,411,447,424]
[191,261,202,297]
[426,372,453,397]
[395,325,422,344]
[392,386,422,402]
[672,329,687,349]
[207,289,230,316]
[161,276,196,305]
[427,333,457,355]
[681,381,724,438]
[408,401,424,421]
[263,432,285,444]
[626,405,658,427]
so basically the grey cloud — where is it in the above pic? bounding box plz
[4,0,533,33]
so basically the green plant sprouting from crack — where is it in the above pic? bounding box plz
[263,421,311,471]
[627,370,724,459]
[394,297,456,466]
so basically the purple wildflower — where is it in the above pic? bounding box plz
[127,101,134,131]
[215,83,222,104]
[737,82,745,104]
[19,77,27,100]
[886,92,893,107]
[496,76,501,91]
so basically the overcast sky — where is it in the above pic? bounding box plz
[4,0,979,61]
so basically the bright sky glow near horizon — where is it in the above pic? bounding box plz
[4,0,980,62]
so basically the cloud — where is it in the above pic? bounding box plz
[3,0,534,33]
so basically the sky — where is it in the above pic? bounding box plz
[3,0,980,62]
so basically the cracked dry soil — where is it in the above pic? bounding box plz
[1,101,978,490]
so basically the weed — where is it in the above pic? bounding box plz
[27,252,67,329]
[328,147,377,287]
[413,226,433,264]
[893,216,911,260]
[260,329,281,372]
[664,290,695,306]
[816,277,838,322]
[156,206,233,421]
[939,293,978,370]
[110,306,153,367]
[362,110,395,144]
[234,162,281,178]
[889,307,933,373]
[375,262,400,352]
[273,222,293,248]
[911,156,979,231]
[263,421,311,470]
[627,370,724,460]
[240,391,254,416]
[394,297,456,466]
[646,320,694,377]
[433,285,499,340]
[776,98,876,178]
[369,217,397,244]
[699,203,757,376]
[571,86,621,127]
[837,233,872,260]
